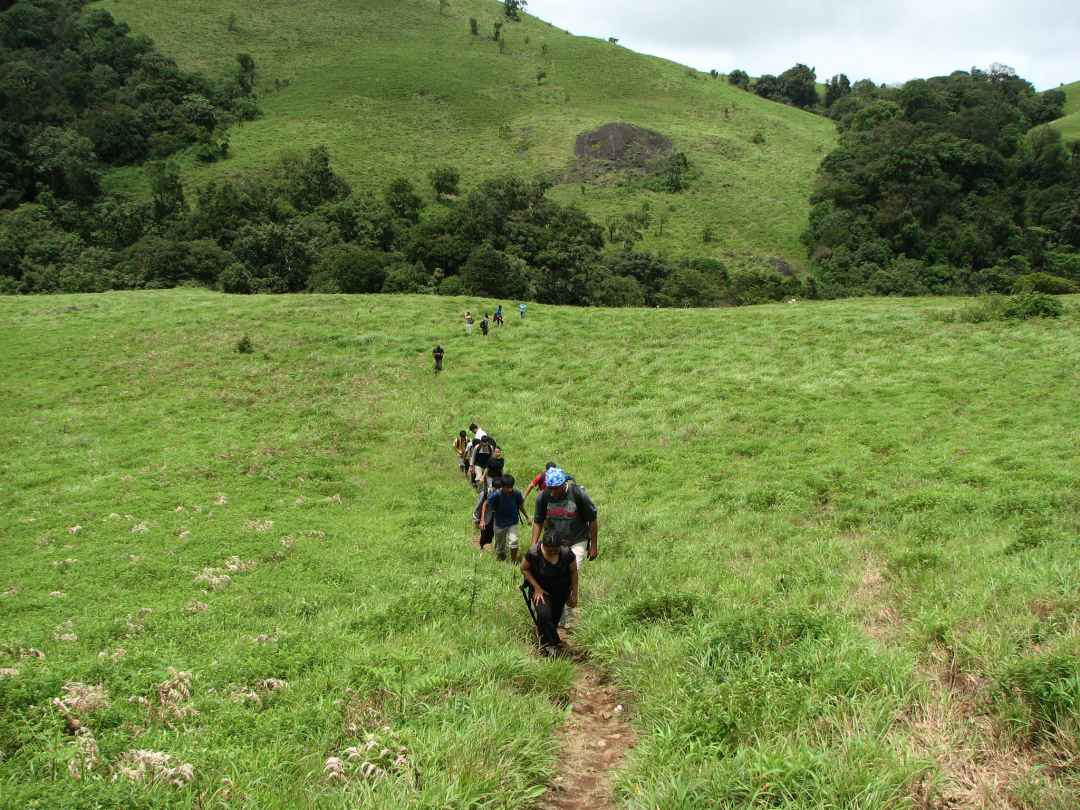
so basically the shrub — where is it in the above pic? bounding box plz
[381,261,433,294]
[469,17,479,35]
[428,166,460,200]
[235,335,254,354]
[947,293,1064,323]
[219,263,252,294]
[586,273,645,307]
[1013,272,1077,295]
[1045,250,1080,281]
[437,275,466,296]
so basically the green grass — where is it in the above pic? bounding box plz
[1049,80,1080,142]
[2,290,1079,807]
[92,0,836,268]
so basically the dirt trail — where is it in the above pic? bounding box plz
[543,657,635,810]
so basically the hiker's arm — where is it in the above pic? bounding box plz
[530,497,546,546]
[480,500,488,527]
[522,481,535,499]
[530,520,542,547]
[568,559,578,608]
[587,519,598,560]
[521,557,547,604]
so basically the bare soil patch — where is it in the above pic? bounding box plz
[544,661,635,810]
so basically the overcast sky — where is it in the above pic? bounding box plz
[526,1,1078,90]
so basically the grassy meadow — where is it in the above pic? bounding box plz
[1050,80,1080,142]
[1,290,1079,808]
[92,0,836,268]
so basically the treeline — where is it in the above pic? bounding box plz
[0,143,803,306]
[802,65,1080,297]
[0,0,258,209]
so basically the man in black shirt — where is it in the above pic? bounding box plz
[432,345,444,373]
[521,531,578,655]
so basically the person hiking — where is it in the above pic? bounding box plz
[494,305,504,326]
[468,423,487,442]
[518,302,527,320]
[469,435,494,490]
[521,526,578,655]
[481,475,529,563]
[464,311,474,336]
[453,430,469,475]
[477,476,499,549]
[472,452,505,524]
[480,314,490,336]
[523,462,556,501]
[432,345,444,373]
[530,467,597,626]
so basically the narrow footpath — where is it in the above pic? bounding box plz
[543,648,635,810]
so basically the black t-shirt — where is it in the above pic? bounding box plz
[525,546,574,598]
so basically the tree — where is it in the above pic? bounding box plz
[146,161,186,221]
[235,53,256,96]
[29,128,102,204]
[503,0,528,20]
[727,69,750,90]
[429,166,460,199]
[384,177,423,224]
[779,63,818,108]
[461,243,530,297]
[824,74,851,108]
[753,74,784,101]
[309,245,390,293]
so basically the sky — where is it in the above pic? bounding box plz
[525,0,1079,90]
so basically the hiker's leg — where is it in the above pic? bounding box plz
[535,598,563,648]
[508,524,519,563]
[560,541,588,627]
[493,527,508,561]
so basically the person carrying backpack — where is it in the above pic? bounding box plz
[481,474,529,562]
[464,311,474,335]
[518,302,527,320]
[432,345,444,373]
[494,305,504,326]
[521,528,578,655]
[469,435,494,490]
[453,430,469,475]
[529,467,597,626]
[480,314,490,336]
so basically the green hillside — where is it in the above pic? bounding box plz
[2,291,1078,807]
[94,0,836,268]
[1050,80,1080,142]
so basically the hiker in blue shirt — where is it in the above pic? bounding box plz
[518,302,527,319]
[481,474,528,563]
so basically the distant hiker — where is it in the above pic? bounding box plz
[432,345,444,373]
[523,462,557,501]
[518,302,527,320]
[482,475,528,562]
[453,430,469,475]
[480,314,490,336]
[494,305,504,326]
[464,311,474,335]
[530,467,597,626]
[468,423,487,442]
[522,527,578,655]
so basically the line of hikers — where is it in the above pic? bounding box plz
[453,423,598,656]
[463,303,527,336]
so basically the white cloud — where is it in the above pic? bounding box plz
[526,0,1078,89]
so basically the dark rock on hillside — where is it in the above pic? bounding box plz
[574,123,673,168]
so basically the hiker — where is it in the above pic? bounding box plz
[518,302,527,320]
[480,314,490,336]
[478,476,499,549]
[453,430,469,475]
[472,452,505,524]
[468,423,487,441]
[481,474,528,562]
[522,526,578,655]
[469,435,494,490]
[432,344,444,373]
[523,462,556,501]
[494,305,504,326]
[530,467,597,626]
[464,311,474,335]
